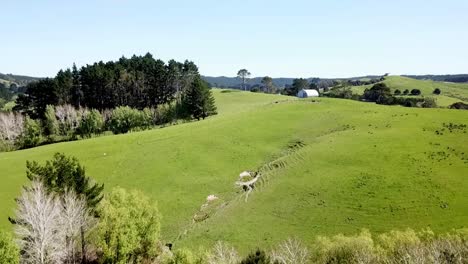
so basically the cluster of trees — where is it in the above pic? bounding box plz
[362,83,435,107]
[0,86,216,151]
[235,69,327,95]
[3,153,163,264]
[282,78,319,96]
[346,75,386,86]
[323,83,437,108]
[0,54,216,152]
[13,53,207,119]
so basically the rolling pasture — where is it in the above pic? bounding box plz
[0,89,467,252]
[351,75,468,107]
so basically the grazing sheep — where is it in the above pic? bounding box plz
[239,171,252,178]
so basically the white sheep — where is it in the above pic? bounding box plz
[239,171,252,178]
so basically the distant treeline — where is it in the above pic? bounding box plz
[403,74,468,83]
[14,53,202,119]
[202,76,337,90]
[203,74,468,91]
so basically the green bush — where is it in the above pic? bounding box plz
[95,187,161,264]
[239,249,272,264]
[43,105,59,137]
[450,102,468,110]
[77,109,104,137]
[311,230,376,264]
[108,106,152,134]
[0,231,19,264]
[421,97,437,108]
[410,89,421,95]
[363,83,391,102]
[18,116,42,149]
[153,104,178,125]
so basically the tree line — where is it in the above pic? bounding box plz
[0,54,216,151]
[14,53,210,119]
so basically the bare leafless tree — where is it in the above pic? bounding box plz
[206,241,239,264]
[0,112,24,144]
[271,238,310,264]
[60,190,95,264]
[14,181,65,264]
[55,105,81,135]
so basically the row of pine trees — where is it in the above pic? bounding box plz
[13,53,216,120]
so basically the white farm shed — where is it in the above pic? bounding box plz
[297,89,319,98]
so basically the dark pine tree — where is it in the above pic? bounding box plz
[182,76,217,120]
[25,152,104,209]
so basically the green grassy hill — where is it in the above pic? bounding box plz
[351,76,468,107]
[0,89,467,252]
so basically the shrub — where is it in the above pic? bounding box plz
[43,104,59,137]
[363,83,391,102]
[377,229,425,263]
[95,187,161,264]
[403,89,409,95]
[394,89,401,95]
[77,109,104,137]
[326,87,354,99]
[240,249,272,264]
[433,88,441,95]
[108,106,152,134]
[153,104,177,125]
[410,89,421,95]
[18,116,42,148]
[311,230,376,264]
[0,231,19,264]
[421,97,437,108]
[450,102,468,110]
[167,248,206,264]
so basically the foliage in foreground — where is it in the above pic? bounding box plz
[0,230,19,264]
[158,228,468,263]
[95,187,161,264]
[13,181,95,264]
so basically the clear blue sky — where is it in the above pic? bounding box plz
[1,0,467,78]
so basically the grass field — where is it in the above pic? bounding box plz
[0,89,467,252]
[350,76,468,107]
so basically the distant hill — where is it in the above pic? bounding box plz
[403,74,468,83]
[202,76,311,89]
[0,73,41,88]
[349,75,468,107]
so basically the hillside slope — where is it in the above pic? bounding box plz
[0,90,467,252]
[351,76,468,107]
